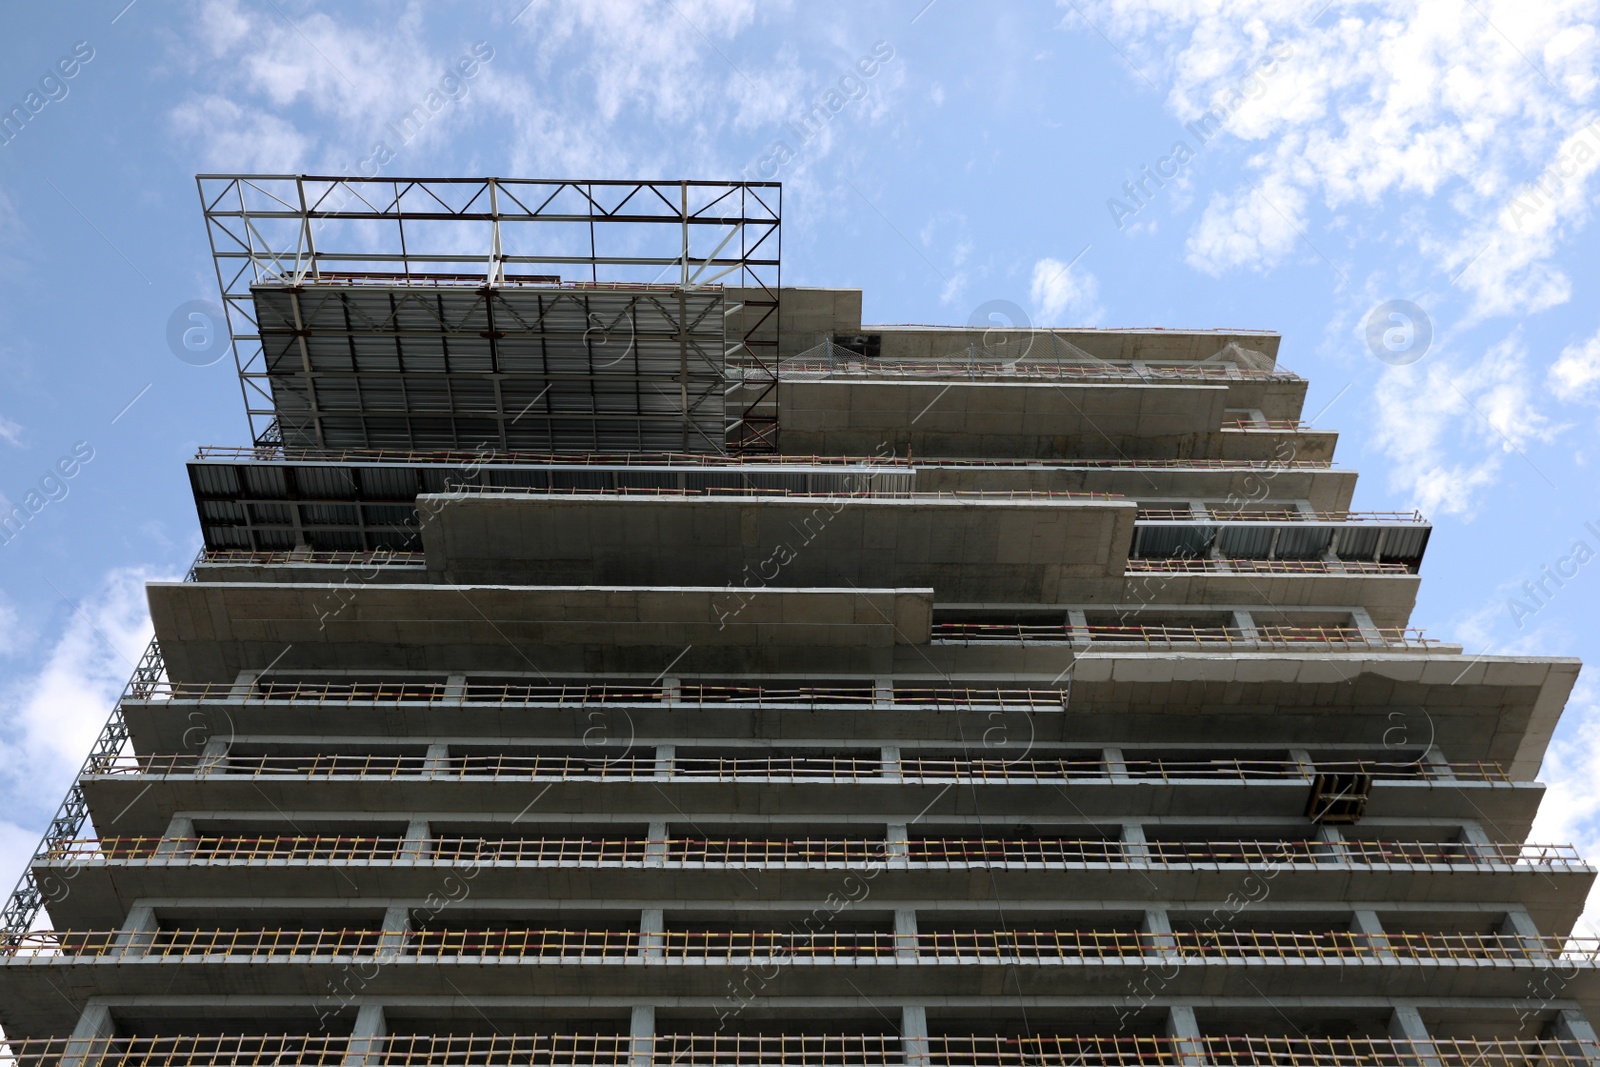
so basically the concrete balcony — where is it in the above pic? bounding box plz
[4,926,1597,1031]
[33,835,1593,934]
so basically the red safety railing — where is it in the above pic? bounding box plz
[933,623,1438,649]
[1135,509,1425,523]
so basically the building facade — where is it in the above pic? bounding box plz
[1,175,1597,1063]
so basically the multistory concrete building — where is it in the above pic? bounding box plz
[2,175,1597,1063]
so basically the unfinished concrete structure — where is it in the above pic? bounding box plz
[2,175,1597,1063]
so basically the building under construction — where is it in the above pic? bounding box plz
[2,174,1598,1062]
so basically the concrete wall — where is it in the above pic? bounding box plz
[423,495,1136,601]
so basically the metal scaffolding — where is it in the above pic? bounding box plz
[197,176,781,452]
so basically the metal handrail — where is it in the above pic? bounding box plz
[933,623,1438,649]
[439,486,1124,500]
[1226,418,1313,430]
[36,837,1581,870]
[0,1034,1594,1067]
[195,549,427,567]
[194,445,914,467]
[80,754,1500,784]
[121,681,1070,708]
[766,359,1303,383]
[1127,559,1413,575]
[1136,509,1425,523]
[6,926,1596,962]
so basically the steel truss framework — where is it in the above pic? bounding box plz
[197,176,782,452]
[0,640,163,944]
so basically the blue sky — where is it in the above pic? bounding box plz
[1,0,1599,922]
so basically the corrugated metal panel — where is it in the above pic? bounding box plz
[1275,527,1333,560]
[1217,526,1273,558]
[189,464,239,498]
[300,504,360,526]
[240,465,288,498]
[1136,526,1216,558]
[296,466,359,499]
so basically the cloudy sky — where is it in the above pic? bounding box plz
[1,0,1599,926]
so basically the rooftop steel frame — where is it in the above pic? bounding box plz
[196,175,782,451]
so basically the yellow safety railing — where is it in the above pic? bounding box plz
[5,926,1596,963]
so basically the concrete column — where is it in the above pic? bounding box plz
[645,821,668,868]
[654,744,675,781]
[1350,607,1386,643]
[874,677,894,707]
[1349,909,1395,960]
[1312,824,1344,864]
[1168,1005,1208,1066]
[1388,1006,1443,1067]
[112,904,157,957]
[1230,611,1259,640]
[1143,907,1178,957]
[233,669,259,694]
[403,818,429,861]
[895,907,919,961]
[662,676,682,705]
[1122,824,1150,866]
[376,904,410,961]
[640,907,664,959]
[1424,746,1456,780]
[1104,747,1130,781]
[1500,908,1549,960]
[1067,609,1090,646]
[1460,822,1500,864]
[423,742,450,780]
[197,736,229,775]
[342,1002,387,1067]
[1550,1011,1600,1065]
[62,1002,116,1067]
[885,821,909,868]
[1288,748,1315,777]
[156,814,195,859]
[882,746,903,781]
[443,674,466,700]
[630,1005,656,1067]
[902,1005,929,1067]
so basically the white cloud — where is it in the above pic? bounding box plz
[1030,255,1103,324]
[1531,677,1600,935]
[0,414,21,448]
[1550,324,1600,399]
[1074,0,1600,314]
[0,567,166,830]
[1371,333,1563,515]
[1186,177,1308,275]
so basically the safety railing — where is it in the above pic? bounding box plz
[121,681,1069,709]
[194,549,427,567]
[933,623,1438,649]
[767,359,1302,383]
[1135,509,1425,523]
[194,445,913,468]
[7,926,1596,963]
[444,485,1124,501]
[34,837,1582,871]
[1226,418,1313,430]
[1126,559,1414,575]
[77,754,1501,784]
[1,1035,1595,1067]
